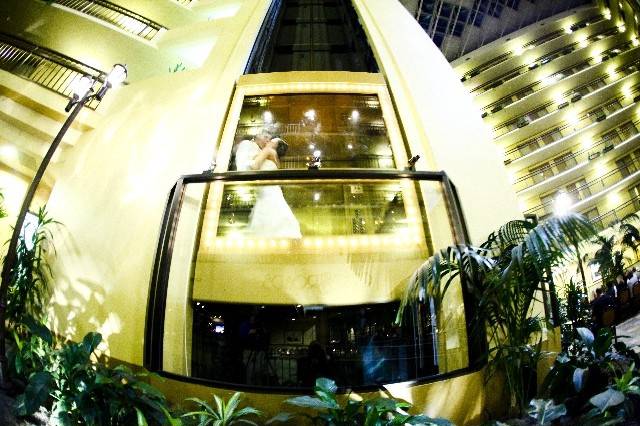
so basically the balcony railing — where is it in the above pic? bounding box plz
[591,194,640,231]
[525,157,640,216]
[0,32,104,109]
[145,169,486,391]
[498,78,639,141]
[472,25,621,95]
[53,0,166,41]
[172,0,194,5]
[513,128,640,192]
[482,37,639,115]
[460,14,603,82]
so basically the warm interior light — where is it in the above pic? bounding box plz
[350,110,360,121]
[0,145,18,161]
[564,27,573,34]
[313,150,321,158]
[304,109,316,121]
[106,64,127,87]
[578,36,588,48]
[608,191,621,206]
[553,191,573,216]
[581,138,592,150]
[513,45,525,56]
[633,37,640,47]
[553,92,564,104]
[72,75,93,98]
[262,111,273,123]
[618,24,626,33]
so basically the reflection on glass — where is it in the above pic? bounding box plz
[191,301,438,387]
[229,94,395,170]
[213,181,413,238]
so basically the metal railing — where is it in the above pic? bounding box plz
[482,37,638,115]
[0,33,105,109]
[525,157,640,216]
[591,194,640,231]
[461,14,603,81]
[53,0,166,41]
[172,0,194,5]
[512,120,640,192]
[497,78,639,141]
[472,25,620,95]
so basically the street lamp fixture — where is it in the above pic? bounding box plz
[0,64,127,388]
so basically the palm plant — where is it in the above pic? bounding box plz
[619,213,640,258]
[6,206,58,329]
[397,213,597,415]
[182,392,261,426]
[588,235,626,286]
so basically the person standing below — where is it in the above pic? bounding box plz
[234,131,302,238]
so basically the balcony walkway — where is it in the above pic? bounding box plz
[617,311,640,351]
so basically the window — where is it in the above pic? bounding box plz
[529,162,553,184]
[229,94,395,170]
[553,152,576,173]
[566,178,590,201]
[191,300,438,387]
[616,154,637,178]
[619,121,639,140]
[600,128,622,146]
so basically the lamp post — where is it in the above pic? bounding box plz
[0,64,127,388]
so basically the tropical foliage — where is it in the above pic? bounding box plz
[397,213,597,415]
[12,318,177,425]
[588,213,640,285]
[541,327,640,424]
[182,392,261,426]
[268,377,451,426]
[6,206,58,329]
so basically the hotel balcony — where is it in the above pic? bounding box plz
[47,0,167,41]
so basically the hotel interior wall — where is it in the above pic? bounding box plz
[0,0,527,423]
[449,0,640,294]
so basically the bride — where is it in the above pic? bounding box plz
[234,131,302,238]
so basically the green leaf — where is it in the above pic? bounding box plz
[315,377,338,394]
[16,371,53,416]
[589,388,625,413]
[23,316,53,345]
[136,407,149,426]
[577,328,594,347]
[265,412,296,424]
[573,368,586,392]
[81,332,102,354]
[285,395,337,410]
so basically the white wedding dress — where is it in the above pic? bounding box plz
[234,140,302,238]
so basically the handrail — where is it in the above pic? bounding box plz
[0,32,105,109]
[512,121,640,189]
[143,169,480,387]
[471,25,619,94]
[591,194,640,230]
[461,14,603,81]
[497,78,640,137]
[525,156,640,215]
[53,0,166,41]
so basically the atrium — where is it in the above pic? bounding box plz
[0,0,639,425]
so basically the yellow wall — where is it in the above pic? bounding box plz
[151,368,490,426]
[42,0,273,364]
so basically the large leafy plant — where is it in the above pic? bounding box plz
[6,206,58,329]
[268,377,452,425]
[14,319,177,425]
[182,392,261,425]
[397,213,597,415]
[542,326,640,420]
